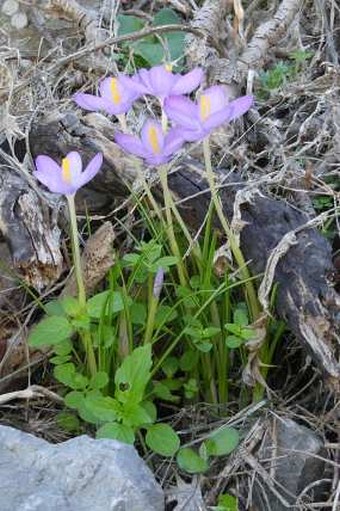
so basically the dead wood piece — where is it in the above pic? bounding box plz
[187,0,302,85]
[61,221,115,298]
[0,163,63,290]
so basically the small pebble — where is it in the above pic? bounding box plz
[1,0,19,16]
[11,11,28,30]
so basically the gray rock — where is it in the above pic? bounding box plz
[0,425,164,511]
[251,417,326,510]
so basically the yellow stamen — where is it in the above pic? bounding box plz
[164,63,173,72]
[61,157,72,183]
[148,126,161,154]
[110,78,121,105]
[199,95,211,121]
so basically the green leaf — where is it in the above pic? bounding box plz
[90,371,109,390]
[161,356,179,378]
[183,378,198,399]
[141,400,157,423]
[54,339,72,356]
[87,290,124,318]
[64,390,85,410]
[179,350,199,371]
[60,296,82,317]
[225,335,243,349]
[121,402,154,428]
[132,41,164,68]
[54,363,89,390]
[28,316,73,347]
[204,426,239,457]
[176,447,208,474]
[153,381,180,403]
[240,327,256,341]
[122,253,140,266]
[83,395,121,422]
[56,412,80,433]
[152,256,178,268]
[96,422,135,444]
[115,345,152,404]
[45,300,65,317]
[50,354,72,365]
[117,14,145,36]
[154,305,177,327]
[233,306,249,327]
[217,493,238,511]
[152,8,185,67]
[130,302,147,325]
[202,326,221,339]
[153,7,180,26]
[146,424,180,457]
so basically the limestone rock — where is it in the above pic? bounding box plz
[0,425,164,511]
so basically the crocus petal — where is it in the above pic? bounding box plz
[145,66,176,97]
[164,128,186,156]
[115,132,147,158]
[34,156,71,194]
[145,153,170,166]
[78,153,103,187]
[65,151,82,178]
[164,95,200,128]
[141,119,165,155]
[171,68,203,95]
[73,92,106,112]
[203,95,253,132]
[226,95,253,121]
[119,73,148,96]
[199,85,228,116]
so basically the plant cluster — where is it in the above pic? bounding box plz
[28,54,283,474]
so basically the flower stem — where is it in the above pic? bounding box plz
[67,195,86,308]
[159,165,187,287]
[202,137,260,321]
[66,194,97,377]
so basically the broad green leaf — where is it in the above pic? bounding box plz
[233,307,249,327]
[240,327,256,341]
[54,363,88,390]
[154,305,177,327]
[133,41,164,68]
[146,424,180,457]
[29,316,73,347]
[122,253,140,266]
[45,300,65,317]
[176,447,208,474]
[179,350,199,371]
[83,395,121,422]
[183,378,198,399]
[117,14,145,36]
[204,425,239,457]
[225,323,241,336]
[161,356,179,378]
[193,339,213,352]
[87,291,124,318]
[50,354,72,365]
[152,8,185,67]
[56,412,80,433]
[121,402,154,428]
[217,493,238,511]
[153,381,180,403]
[54,339,72,356]
[64,390,85,410]
[90,371,109,390]
[141,400,157,423]
[60,296,82,317]
[130,302,147,325]
[115,345,152,404]
[225,335,243,349]
[153,7,180,26]
[202,326,221,339]
[152,256,178,268]
[96,422,135,444]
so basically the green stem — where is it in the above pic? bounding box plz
[202,137,260,321]
[66,194,97,377]
[159,165,187,287]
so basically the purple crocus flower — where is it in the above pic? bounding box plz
[164,86,253,141]
[34,151,103,196]
[135,65,203,101]
[153,267,165,299]
[115,119,185,166]
[73,75,145,116]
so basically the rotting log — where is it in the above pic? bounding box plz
[25,110,340,393]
